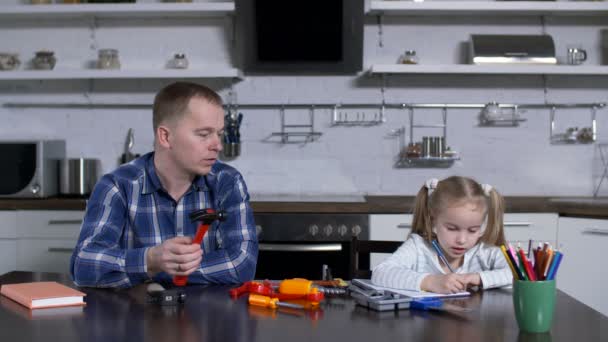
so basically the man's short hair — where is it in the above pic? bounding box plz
[152,82,223,132]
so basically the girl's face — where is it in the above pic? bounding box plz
[433,201,486,263]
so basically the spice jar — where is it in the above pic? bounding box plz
[169,53,189,69]
[97,49,120,70]
[32,50,56,70]
[401,50,419,64]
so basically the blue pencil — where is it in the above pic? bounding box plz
[432,240,455,273]
[547,251,563,280]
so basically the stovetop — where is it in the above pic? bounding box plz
[253,213,369,242]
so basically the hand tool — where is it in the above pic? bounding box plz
[279,278,345,297]
[147,283,186,306]
[230,280,325,304]
[248,294,305,310]
[173,208,227,286]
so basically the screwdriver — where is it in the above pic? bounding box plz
[248,294,305,310]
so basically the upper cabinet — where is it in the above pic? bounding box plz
[0,2,241,81]
[367,1,608,77]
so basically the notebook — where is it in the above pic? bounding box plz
[352,279,470,299]
[0,281,86,309]
[0,295,84,319]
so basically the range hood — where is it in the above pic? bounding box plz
[470,34,557,65]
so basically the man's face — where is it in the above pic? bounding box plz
[167,97,224,176]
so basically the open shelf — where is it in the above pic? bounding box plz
[0,68,242,80]
[0,2,235,19]
[368,1,608,16]
[395,156,460,169]
[369,64,608,76]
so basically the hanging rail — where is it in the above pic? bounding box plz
[4,101,606,110]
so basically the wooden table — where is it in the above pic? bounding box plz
[0,271,606,342]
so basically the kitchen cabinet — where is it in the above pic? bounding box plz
[369,213,412,269]
[557,216,608,317]
[0,211,17,275]
[0,2,240,81]
[369,212,558,270]
[16,210,84,274]
[367,1,608,77]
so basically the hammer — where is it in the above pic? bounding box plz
[172,208,227,286]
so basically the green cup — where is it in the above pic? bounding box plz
[513,280,556,333]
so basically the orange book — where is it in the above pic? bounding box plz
[0,281,86,310]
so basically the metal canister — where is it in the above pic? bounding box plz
[437,137,445,157]
[422,137,431,158]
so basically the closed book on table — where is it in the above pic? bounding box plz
[0,281,86,309]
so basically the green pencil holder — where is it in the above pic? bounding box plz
[513,279,556,333]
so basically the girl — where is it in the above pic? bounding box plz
[371,176,511,294]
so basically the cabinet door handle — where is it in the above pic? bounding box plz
[504,222,532,227]
[48,247,74,253]
[48,220,83,225]
[397,223,411,229]
[259,243,342,252]
[582,228,608,236]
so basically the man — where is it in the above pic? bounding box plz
[71,82,257,288]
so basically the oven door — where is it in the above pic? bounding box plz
[255,241,357,280]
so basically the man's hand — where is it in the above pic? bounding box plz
[146,236,203,277]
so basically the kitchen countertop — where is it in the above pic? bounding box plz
[0,196,607,218]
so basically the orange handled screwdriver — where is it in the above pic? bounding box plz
[173,209,227,286]
[248,294,304,310]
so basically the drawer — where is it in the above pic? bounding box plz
[557,217,608,317]
[0,239,17,275]
[503,213,558,247]
[369,214,412,269]
[17,210,84,239]
[0,211,17,238]
[370,214,413,241]
[16,238,77,274]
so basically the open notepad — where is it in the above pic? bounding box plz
[351,279,470,299]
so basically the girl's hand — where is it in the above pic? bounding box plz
[460,273,482,289]
[421,274,467,294]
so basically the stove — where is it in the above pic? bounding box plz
[253,213,369,280]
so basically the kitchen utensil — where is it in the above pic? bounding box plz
[97,49,120,69]
[400,50,419,64]
[32,50,56,70]
[168,53,189,69]
[567,45,587,65]
[59,158,100,196]
[120,128,140,164]
[0,53,20,71]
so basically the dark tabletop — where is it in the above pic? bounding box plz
[0,271,606,342]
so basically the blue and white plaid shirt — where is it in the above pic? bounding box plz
[70,152,258,288]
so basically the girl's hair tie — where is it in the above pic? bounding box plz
[481,183,493,196]
[425,178,439,196]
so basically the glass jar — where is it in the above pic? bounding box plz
[97,49,120,70]
[401,50,419,64]
[32,50,56,70]
[170,53,189,69]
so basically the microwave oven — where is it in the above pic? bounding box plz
[0,140,65,198]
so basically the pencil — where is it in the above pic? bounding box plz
[547,251,563,280]
[431,240,455,273]
[500,245,521,280]
[519,248,537,281]
[542,248,554,280]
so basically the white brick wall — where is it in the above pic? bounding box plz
[0,0,606,198]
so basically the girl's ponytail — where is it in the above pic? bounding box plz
[483,188,506,246]
[411,185,434,242]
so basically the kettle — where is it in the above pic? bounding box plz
[58,158,100,196]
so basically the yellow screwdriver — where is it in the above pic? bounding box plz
[248,294,305,309]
